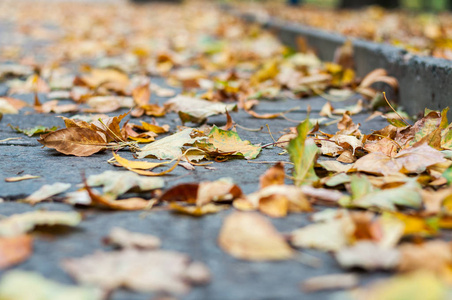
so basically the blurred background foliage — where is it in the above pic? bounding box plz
[227,0,450,11]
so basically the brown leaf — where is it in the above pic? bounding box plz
[38,127,106,156]
[0,235,32,269]
[218,212,294,261]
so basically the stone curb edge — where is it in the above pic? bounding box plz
[222,4,452,117]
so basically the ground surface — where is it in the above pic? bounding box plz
[0,84,391,300]
[0,1,397,300]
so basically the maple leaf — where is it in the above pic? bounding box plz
[287,118,319,185]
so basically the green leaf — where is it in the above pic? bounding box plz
[287,118,319,186]
[9,124,58,137]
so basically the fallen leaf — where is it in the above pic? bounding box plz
[38,127,107,157]
[87,170,164,198]
[291,214,355,252]
[62,249,210,294]
[111,152,179,176]
[24,182,71,205]
[9,124,58,137]
[218,212,293,260]
[352,143,446,175]
[0,211,81,237]
[335,241,400,270]
[164,95,236,123]
[287,118,319,185]
[0,270,103,300]
[347,180,423,211]
[239,185,311,217]
[301,273,359,293]
[138,128,203,160]
[398,241,452,276]
[5,174,40,182]
[104,227,161,250]
[259,162,285,188]
[197,125,261,159]
[0,235,33,269]
[169,203,229,216]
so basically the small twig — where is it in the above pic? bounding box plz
[235,123,263,132]
[383,92,411,126]
[261,141,289,148]
[266,124,277,143]
[247,161,293,165]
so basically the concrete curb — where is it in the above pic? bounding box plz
[223,5,452,117]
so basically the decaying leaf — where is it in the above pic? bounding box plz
[24,182,71,205]
[104,227,161,250]
[218,212,293,260]
[0,270,103,300]
[0,211,81,237]
[62,249,210,294]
